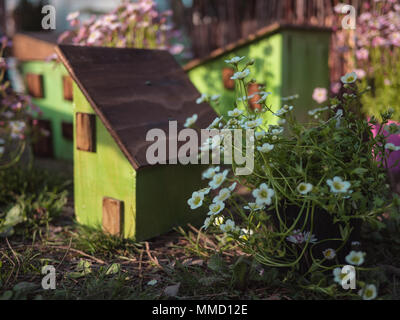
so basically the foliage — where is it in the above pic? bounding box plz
[355,1,400,120]
[187,56,399,300]
[0,165,70,238]
[59,0,185,56]
[0,36,41,168]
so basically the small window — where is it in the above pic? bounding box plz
[63,76,73,101]
[32,119,53,158]
[26,73,44,98]
[222,67,235,90]
[76,113,96,152]
[247,83,262,111]
[61,121,73,141]
[102,197,124,236]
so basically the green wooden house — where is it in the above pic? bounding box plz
[56,45,216,240]
[13,33,74,160]
[184,23,331,125]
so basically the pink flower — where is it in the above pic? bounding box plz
[331,82,341,94]
[372,37,387,47]
[355,69,366,79]
[312,88,328,104]
[356,48,369,60]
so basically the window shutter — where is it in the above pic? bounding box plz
[76,113,96,152]
[102,197,124,236]
[26,73,44,98]
[222,67,235,90]
[63,76,73,101]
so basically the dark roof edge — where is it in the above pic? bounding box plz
[55,44,141,171]
[183,23,332,72]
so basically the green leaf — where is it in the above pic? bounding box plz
[13,282,37,292]
[106,263,120,275]
[0,290,13,300]
[207,254,226,273]
[351,168,368,176]
[5,204,24,227]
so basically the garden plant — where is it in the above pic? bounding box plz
[187,56,400,300]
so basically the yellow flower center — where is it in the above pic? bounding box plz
[260,190,268,198]
[365,288,373,298]
[333,181,343,190]
[351,256,360,263]
[193,197,201,205]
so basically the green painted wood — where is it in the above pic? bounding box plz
[73,83,136,238]
[187,28,331,125]
[20,61,73,160]
[136,164,208,241]
[73,83,208,240]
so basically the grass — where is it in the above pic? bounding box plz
[1,160,400,300]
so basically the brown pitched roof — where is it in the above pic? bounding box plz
[56,45,216,170]
[183,23,332,71]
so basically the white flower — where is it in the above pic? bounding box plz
[209,169,229,189]
[252,183,274,205]
[196,94,208,104]
[200,135,222,152]
[239,228,254,241]
[244,202,265,211]
[237,94,255,102]
[256,91,272,104]
[9,121,26,139]
[202,166,220,180]
[312,88,328,104]
[270,127,284,135]
[198,187,211,195]
[213,188,231,202]
[0,146,4,155]
[308,106,329,116]
[184,114,198,128]
[147,279,158,286]
[345,251,365,266]
[327,176,351,194]
[275,105,293,116]
[228,108,243,117]
[333,267,346,284]
[225,56,245,64]
[87,30,102,44]
[297,182,313,195]
[341,71,358,84]
[187,191,204,210]
[210,94,221,101]
[208,201,225,216]
[322,248,336,260]
[255,131,266,140]
[243,118,262,130]
[67,11,80,21]
[231,68,250,80]
[208,116,223,129]
[257,143,274,153]
[220,219,236,233]
[202,217,212,229]
[385,143,400,151]
[229,182,237,191]
[358,284,377,300]
[213,216,224,226]
[286,230,317,244]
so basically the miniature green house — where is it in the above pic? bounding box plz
[184,23,331,124]
[13,33,73,160]
[56,45,216,240]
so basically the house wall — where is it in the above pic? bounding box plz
[136,164,208,241]
[187,28,331,125]
[186,32,283,126]
[73,84,136,238]
[20,61,73,160]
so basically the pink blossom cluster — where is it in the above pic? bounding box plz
[58,0,185,55]
[355,1,400,76]
[0,37,40,149]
